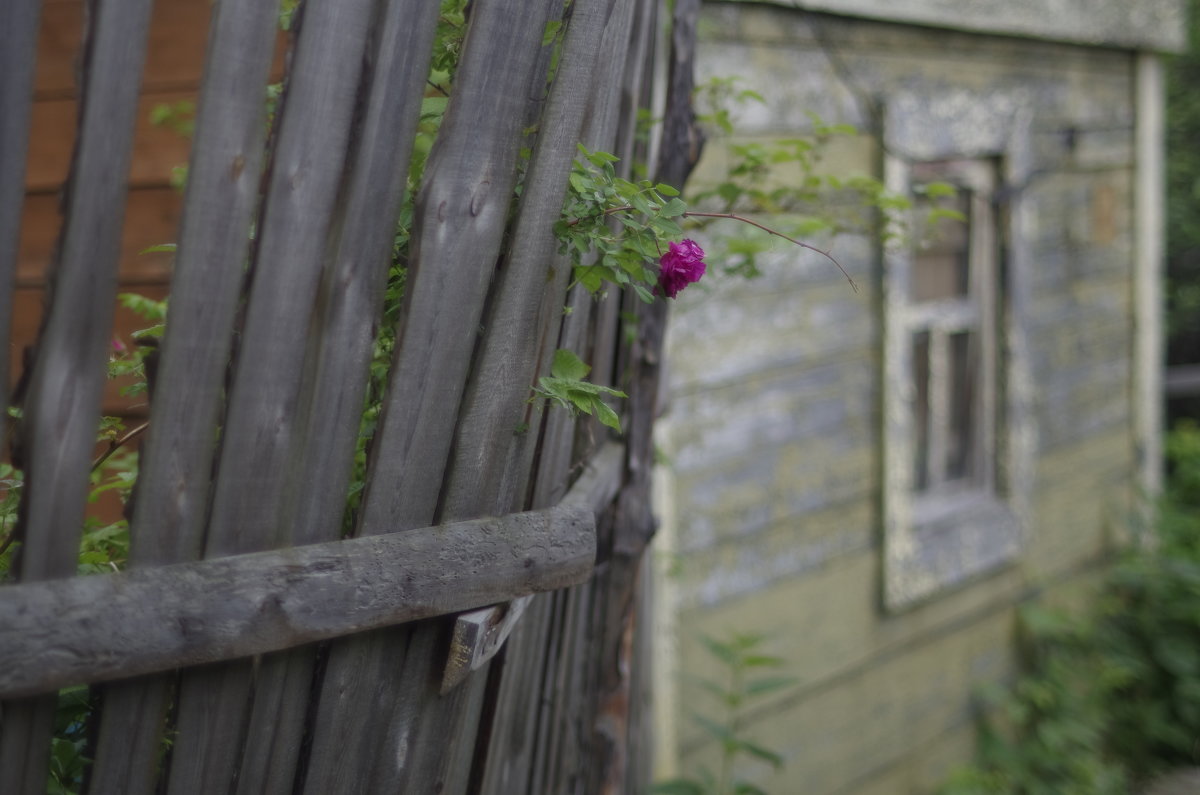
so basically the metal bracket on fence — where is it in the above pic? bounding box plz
[441,595,534,693]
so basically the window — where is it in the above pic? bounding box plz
[882,153,1031,610]
[908,160,999,509]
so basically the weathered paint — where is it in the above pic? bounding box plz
[654,3,1155,790]
[718,0,1187,53]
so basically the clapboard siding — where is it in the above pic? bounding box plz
[655,3,1155,791]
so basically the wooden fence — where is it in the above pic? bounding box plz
[0,0,696,791]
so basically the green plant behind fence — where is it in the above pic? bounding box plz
[941,423,1200,794]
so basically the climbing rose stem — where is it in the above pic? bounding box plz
[591,205,858,292]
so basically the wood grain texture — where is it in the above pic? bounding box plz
[201,0,373,559]
[24,92,194,192]
[166,1,379,789]
[354,0,557,538]
[301,2,560,791]
[0,503,595,701]
[34,0,211,98]
[238,4,442,789]
[17,188,180,287]
[0,0,156,790]
[372,2,626,791]
[442,0,619,521]
[86,1,283,790]
[0,0,41,439]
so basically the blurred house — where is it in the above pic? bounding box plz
[653,0,1185,791]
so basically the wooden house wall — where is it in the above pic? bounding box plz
[654,5,1149,792]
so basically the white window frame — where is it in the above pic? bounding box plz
[881,92,1036,611]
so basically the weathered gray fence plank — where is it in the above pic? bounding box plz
[236,5,441,791]
[87,2,283,790]
[299,2,561,791]
[0,0,40,421]
[470,0,643,784]
[475,592,555,793]
[0,0,155,790]
[591,3,703,789]
[383,2,627,790]
[165,3,379,790]
[0,503,596,701]
[441,0,620,521]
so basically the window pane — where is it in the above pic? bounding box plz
[911,188,970,303]
[912,330,930,492]
[946,330,977,482]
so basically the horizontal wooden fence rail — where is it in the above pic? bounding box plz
[1166,364,1200,398]
[0,443,624,700]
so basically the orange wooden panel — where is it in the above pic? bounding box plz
[25,92,195,192]
[10,283,170,417]
[35,0,214,98]
[18,187,181,286]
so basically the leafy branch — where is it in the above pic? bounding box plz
[533,349,627,432]
[653,634,797,795]
[556,145,857,301]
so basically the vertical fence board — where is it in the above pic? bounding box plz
[473,2,642,788]
[87,3,281,790]
[441,0,619,521]
[476,592,555,794]
[236,5,441,791]
[165,2,376,791]
[385,2,624,790]
[300,2,559,791]
[0,0,40,418]
[593,2,703,790]
[0,0,674,789]
[124,0,281,568]
[0,0,154,791]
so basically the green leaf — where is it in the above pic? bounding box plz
[693,713,735,743]
[744,675,798,696]
[551,348,590,381]
[733,738,785,769]
[139,243,176,254]
[592,398,621,432]
[655,182,680,197]
[699,636,739,666]
[918,180,958,199]
[661,197,687,217]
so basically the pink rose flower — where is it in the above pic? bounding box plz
[657,239,706,299]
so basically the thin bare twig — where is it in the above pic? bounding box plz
[682,210,857,292]
[92,421,150,472]
[569,205,858,292]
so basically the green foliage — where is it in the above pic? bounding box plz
[654,634,796,795]
[556,145,686,302]
[1166,0,1200,372]
[46,686,94,795]
[689,81,901,278]
[148,99,195,138]
[0,461,24,581]
[942,423,1200,794]
[533,349,627,432]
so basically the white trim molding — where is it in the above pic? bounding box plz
[1135,53,1166,501]
[881,90,1037,611]
[717,0,1187,53]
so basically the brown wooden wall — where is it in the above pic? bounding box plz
[19,0,214,414]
